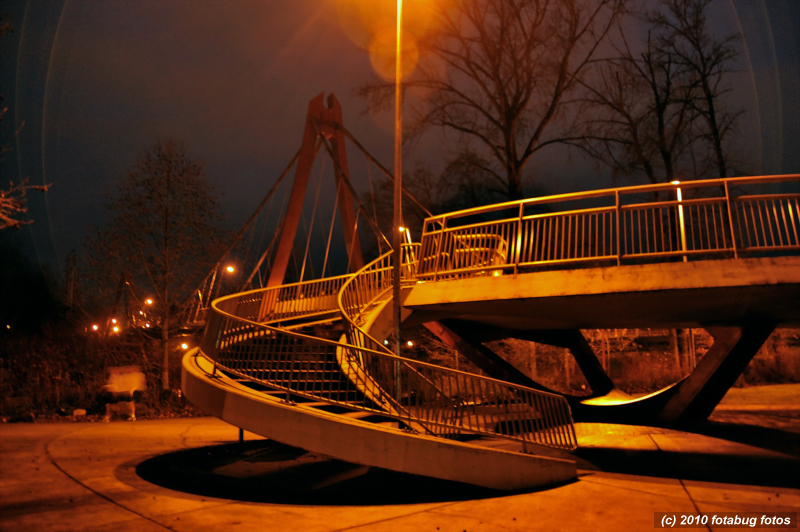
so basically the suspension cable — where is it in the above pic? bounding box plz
[321,179,341,278]
[310,119,392,251]
[338,123,433,218]
[346,210,361,274]
[365,154,382,254]
[299,151,327,282]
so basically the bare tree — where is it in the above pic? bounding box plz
[649,0,742,178]
[363,154,500,241]
[88,139,226,391]
[577,0,743,183]
[360,0,628,200]
[0,179,49,230]
[577,31,696,184]
[0,12,48,230]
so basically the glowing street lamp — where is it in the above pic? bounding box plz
[672,181,687,262]
[181,343,189,350]
[145,298,153,305]
[226,265,235,273]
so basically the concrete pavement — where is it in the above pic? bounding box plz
[1,393,799,531]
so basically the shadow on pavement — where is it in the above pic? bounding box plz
[574,419,800,488]
[135,439,549,505]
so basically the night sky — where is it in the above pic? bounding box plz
[1,0,798,274]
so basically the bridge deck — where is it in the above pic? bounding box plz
[404,256,800,330]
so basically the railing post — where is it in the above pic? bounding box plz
[724,180,738,259]
[433,218,447,281]
[515,203,523,274]
[615,191,621,265]
[395,359,402,403]
[677,185,687,262]
[285,348,295,404]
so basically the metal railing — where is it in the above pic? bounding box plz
[200,283,403,417]
[417,175,800,280]
[197,243,578,451]
[338,245,578,450]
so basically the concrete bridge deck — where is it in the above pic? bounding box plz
[404,256,800,330]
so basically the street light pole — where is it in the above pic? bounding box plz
[392,0,403,364]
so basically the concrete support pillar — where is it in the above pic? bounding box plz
[658,322,776,423]
[514,330,615,397]
[424,320,547,391]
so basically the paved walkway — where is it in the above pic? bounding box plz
[1,395,798,531]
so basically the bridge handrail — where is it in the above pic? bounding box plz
[418,174,800,280]
[337,244,578,450]
[198,280,578,449]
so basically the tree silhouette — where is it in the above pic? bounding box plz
[577,0,743,183]
[0,12,48,230]
[360,0,627,200]
[88,139,226,390]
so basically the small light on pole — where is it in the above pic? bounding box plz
[145,298,153,305]
[226,265,235,273]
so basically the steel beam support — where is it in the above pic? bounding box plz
[657,323,777,423]
[427,320,546,391]
[512,330,615,397]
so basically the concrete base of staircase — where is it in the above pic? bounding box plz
[182,350,577,491]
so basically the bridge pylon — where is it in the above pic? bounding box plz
[267,93,363,288]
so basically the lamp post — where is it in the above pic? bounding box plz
[392,0,404,402]
[392,0,404,364]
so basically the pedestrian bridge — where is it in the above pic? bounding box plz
[183,174,799,490]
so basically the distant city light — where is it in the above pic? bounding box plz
[181,343,188,350]
[145,298,153,305]
[407,340,413,347]
[226,265,235,273]
[111,318,117,324]
[92,324,98,331]
[112,326,119,333]
[6,325,10,330]
[139,311,144,315]
[145,323,150,328]
[384,340,389,345]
